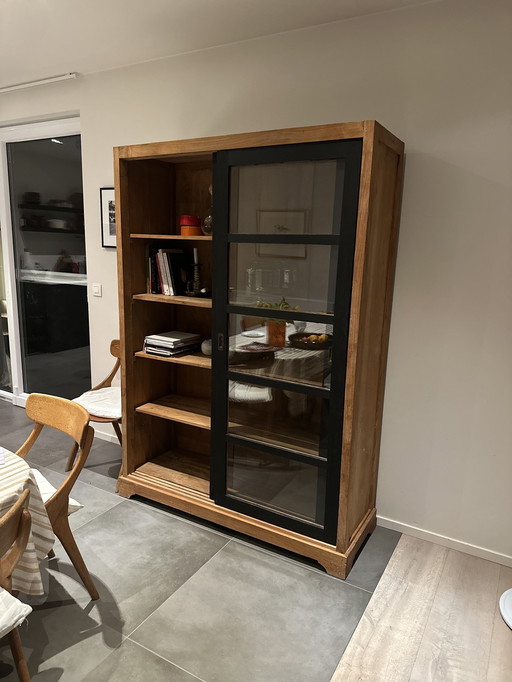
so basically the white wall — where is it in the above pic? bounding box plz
[1,0,511,563]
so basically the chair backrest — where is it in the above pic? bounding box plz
[25,393,89,444]
[91,339,121,390]
[0,489,31,592]
[17,394,94,519]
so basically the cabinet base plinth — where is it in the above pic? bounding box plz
[117,470,377,580]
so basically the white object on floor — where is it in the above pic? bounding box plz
[0,588,32,639]
[31,468,82,514]
[499,588,512,629]
[73,386,121,419]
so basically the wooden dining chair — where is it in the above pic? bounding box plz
[0,488,32,681]
[67,340,122,472]
[16,393,99,601]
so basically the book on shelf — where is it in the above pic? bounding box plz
[143,330,201,357]
[147,247,187,296]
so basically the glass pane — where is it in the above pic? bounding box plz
[228,381,329,458]
[7,135,91,398]
[229,159,343,235]
[227,443,325,525]
[228,314,332,389]
[0,226,11,392]
[229,243,338,315]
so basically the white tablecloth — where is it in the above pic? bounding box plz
[0,448,55,595]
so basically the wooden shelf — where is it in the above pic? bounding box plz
[19,203,83,214]
[21,227,84,235]
[133,293,212,308]
[136,394,211,429]
[135,350,211,369]
[131,233,212,241]
[137,451,210,494]
[228,422,322,458]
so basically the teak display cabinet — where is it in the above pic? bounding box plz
[114,121,404,578]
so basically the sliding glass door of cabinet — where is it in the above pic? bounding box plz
[211,139,362,543]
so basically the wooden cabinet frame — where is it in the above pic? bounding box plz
[114,120,404,578]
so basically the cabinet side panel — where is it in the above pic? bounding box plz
[340,133,404,547]
[116,156,175,476]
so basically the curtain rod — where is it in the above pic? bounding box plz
[0,73,78,94]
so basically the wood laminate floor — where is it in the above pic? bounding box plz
[332,534,512,682]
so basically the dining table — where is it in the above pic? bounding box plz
[0,447,55,595]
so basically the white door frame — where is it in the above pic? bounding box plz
[0,117,81,406]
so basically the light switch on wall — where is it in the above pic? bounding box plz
[92,283,102,297]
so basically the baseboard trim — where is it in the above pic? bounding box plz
[91,425,119,444]
[377,515,512,568]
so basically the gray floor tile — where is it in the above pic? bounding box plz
[45,500,229,634]
[82,638,200,682]
[0,424,34,455]
[85,438,122,479]
[344,525,401,592]
[0,401,31,434]
[0,595,124,681]
[131,540,371,682]
[63,462,119,495]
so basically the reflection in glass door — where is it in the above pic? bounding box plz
[6,134,91,399]
[212,140,362,543]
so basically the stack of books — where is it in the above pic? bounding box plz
[143,331,201,357]
[147,248,186,295]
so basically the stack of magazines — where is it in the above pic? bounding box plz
[143,331,201,357]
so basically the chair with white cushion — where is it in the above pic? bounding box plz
[68,340,121,471]
[0,488,32,681]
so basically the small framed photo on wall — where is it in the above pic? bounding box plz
[100,187,116,248]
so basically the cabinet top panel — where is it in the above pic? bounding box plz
[114,120,403,163]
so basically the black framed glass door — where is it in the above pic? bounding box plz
[211,139,362,543]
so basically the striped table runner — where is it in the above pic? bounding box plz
[0,448,54,595]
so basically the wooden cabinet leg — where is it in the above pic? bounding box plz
[318,554,348,580]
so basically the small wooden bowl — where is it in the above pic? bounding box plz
[288,332,333,350]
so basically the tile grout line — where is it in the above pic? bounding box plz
[126,539,234,640]
[126,638,208,682]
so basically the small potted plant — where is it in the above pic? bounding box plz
[255,297,299,347]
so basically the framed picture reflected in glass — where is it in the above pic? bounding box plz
[100,187,116,248]
[256,210,307,259]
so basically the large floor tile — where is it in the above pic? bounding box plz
[82,638,200,682]
[131,540,371,682]
[82,438,121,480]
[45,500,229,635]
[344,525,401,592]
[0,592,125,681]
[0,401,31,434]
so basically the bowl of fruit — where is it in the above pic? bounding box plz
[288,332,332,350]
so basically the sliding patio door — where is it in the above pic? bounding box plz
[0,118,91,404]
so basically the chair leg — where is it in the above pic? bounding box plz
[112,421,122,446]
[64,442,79,472]
[52,513,99,601]
[8,627,30,682]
